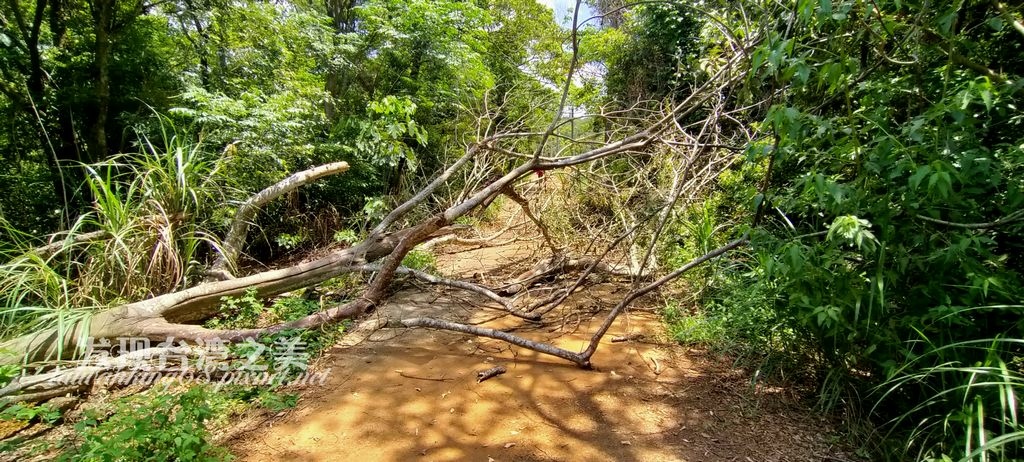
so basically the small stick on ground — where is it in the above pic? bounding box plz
[395,370,452,382]
[476,365,507,383]
[611,333,645,343]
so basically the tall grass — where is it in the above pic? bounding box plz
[874,332,1024,462]
[0,118,224,361]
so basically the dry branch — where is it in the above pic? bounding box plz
[498,255,637,296]
[388,317,586,366]
[29,230,110,259]
[351,264,537,320]
[209,161,351,279]
[418,221,526,250]
[476,365,507,383]
[577,236,748,364]
[501,186,559,255]
[0,347,193,402]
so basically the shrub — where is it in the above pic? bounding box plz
[401,249,437,273]
[60,387,230,462]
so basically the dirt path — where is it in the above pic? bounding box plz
[225,240,850,461]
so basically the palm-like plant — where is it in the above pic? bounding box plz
[0,117,225,362]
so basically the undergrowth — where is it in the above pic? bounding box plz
[46,384,301,461]
[0,118,223,363]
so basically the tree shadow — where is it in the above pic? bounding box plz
[227,283,849,461]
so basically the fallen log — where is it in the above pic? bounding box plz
[0,46,750,372]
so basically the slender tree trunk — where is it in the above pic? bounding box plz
[88,0,114,164]
[21,0,83,222]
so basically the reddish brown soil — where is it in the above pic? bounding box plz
[224,240,852,461]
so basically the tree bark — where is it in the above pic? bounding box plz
[87,0,113,164]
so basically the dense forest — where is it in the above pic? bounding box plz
[0,0,1022,460]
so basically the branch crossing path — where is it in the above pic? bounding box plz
[225,236,853,461]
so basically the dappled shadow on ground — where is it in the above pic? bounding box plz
[225,242,848,462]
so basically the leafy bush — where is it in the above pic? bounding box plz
[697,1,1024,459]
[270,296,320,323]
[226,387,299,412]
[205,289,264,330]
[663,251,815,381]
[401,249,437,273]
[332,229,359,245]
[0,118,225,362]
[0,403,61,425]
[60,387,230,461]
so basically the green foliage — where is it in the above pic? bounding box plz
[663,241,813,379]
[340,95,429,169]
[270,296,320,323]
[608,1,1024,458]
[206,289,264,330]
[75,117,223,299]
[208,386,298,417]
[60,387,230,461]
[598,2,700,108]
[692,0,1024,459]
[332,229,359,245]
[210,291,346,373]
[875,336,1024,461]
[205,287,337,331]
[401,249,437,273]
[0,119,224,361]
[663,302,727,347]
[0,0,565,267]
[0,403,62,425]
[256,390,299,412]
[0,364,21,388]
[273,232,307,251]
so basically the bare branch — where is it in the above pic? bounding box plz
[578,235,749,365]
[388,317,585,366]
[352,264,536,321]
[210,162,350,278]
[371,147,478,236]
[501,186,559,256]
[19,229,110,260]
[916,210,1024,229]
[532,0,584,163]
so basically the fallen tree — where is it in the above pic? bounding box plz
[0,13,767,403]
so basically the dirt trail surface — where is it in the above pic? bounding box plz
[226,239,850,461]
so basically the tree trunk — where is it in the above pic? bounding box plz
[0,224,423,365]
[0,46,749,369]
[88,0,114,164]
